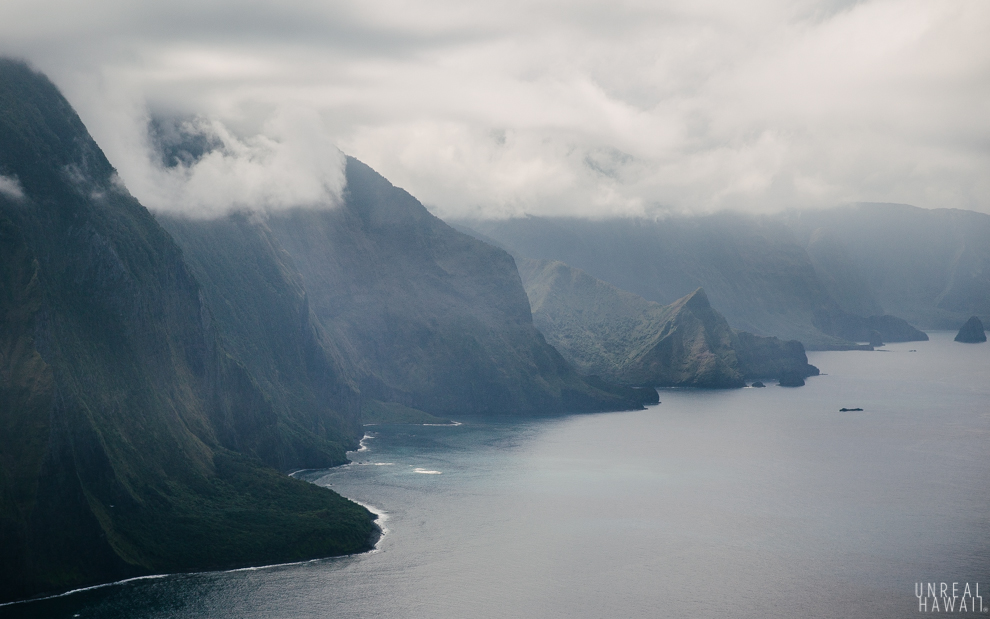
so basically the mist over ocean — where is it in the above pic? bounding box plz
[10,332,989,619]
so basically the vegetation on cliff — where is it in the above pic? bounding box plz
[519,259,818,388]
[0,59,376,604]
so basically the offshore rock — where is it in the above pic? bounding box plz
[954,316,987,343]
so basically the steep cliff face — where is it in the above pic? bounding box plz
[158,213,362,469]
[0,216,58,600]
[259,158,651,415]
[519,259,818,388]
[0,60,375,603]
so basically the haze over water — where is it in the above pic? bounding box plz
[10,332,990,618]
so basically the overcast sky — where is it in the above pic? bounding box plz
[2,0,988,219]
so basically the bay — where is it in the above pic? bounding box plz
[7,332,989,618]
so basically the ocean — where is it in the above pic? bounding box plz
[8,331,989,618]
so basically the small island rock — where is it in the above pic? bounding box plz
[751,381,766,388]
[954,316,987,343]
[777,371,805,387]
[868,330,884,347]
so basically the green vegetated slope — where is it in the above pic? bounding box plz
[259,157,655,415]
[465,214,929,349]
[519,259,819,388]
[0,59,376,604]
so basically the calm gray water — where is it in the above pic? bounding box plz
[8,332,990,618]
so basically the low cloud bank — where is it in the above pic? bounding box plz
[2,0,988,218]
[125,106,346,219]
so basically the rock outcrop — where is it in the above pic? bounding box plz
[518,259,819,388]
[777,371,806,387]
[954,316,987,343]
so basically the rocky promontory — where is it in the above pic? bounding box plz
[518,259,820,389]
[954,316,987,343]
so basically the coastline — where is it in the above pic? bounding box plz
[2,471,389,609]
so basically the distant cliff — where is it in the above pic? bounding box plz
[519,259,819,388]
[789,204,990,331]
[463,213,933,349]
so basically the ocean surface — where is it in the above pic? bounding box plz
[8,331,990,618]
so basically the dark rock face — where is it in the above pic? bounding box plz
[518,259,818,389]
[869,330,884,347]
[778,372,806,387]
[732,331,820,383]
[0,59,376,603]
[157,213,363,469]
[955,316,987,343]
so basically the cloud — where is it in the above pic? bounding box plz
[0,174,25,200]
[1,0,987,218]
[125,107,347,218]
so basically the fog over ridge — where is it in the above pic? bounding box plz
[1,0,987,218]
[134,107,348,218]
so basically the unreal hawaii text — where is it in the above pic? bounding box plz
[916,583,986,613]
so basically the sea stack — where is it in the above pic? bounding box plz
[868,330,883,347]
[777,371,806,387]
[954,316,987,343]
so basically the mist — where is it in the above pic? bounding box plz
[1,0,987,219]
[132,108,347,218]
[0,175,25,200]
